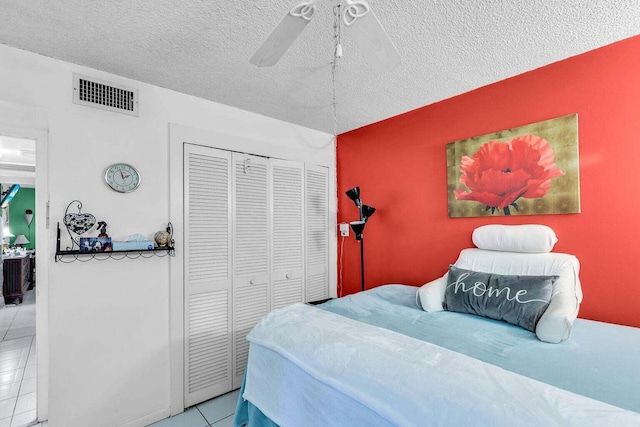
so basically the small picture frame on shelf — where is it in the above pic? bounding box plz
[79,237,113,253]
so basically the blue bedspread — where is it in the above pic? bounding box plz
[235,285,640,426]
[322,285,640,413]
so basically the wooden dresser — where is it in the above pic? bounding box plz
[3,255,31,304]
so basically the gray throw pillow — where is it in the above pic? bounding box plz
[444,265,556,332]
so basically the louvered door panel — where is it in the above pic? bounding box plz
[232,153,270,388]
[271,160,304,309]
[233,155,269,280]
[234,284,268,379]
[184,145,233,407]
[305,165,330,302]
[187,291,229,393]
[273,277,304,308]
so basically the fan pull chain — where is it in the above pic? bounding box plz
[335,5,343,58]
[332,5,341,140]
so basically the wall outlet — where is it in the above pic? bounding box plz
[339,223,349,237]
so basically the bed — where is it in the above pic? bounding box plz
[234,225,640,426]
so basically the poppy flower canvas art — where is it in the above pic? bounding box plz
[447,114,580,217]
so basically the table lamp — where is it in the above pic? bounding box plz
[13,234,29,248]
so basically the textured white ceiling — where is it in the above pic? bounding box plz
[0,0,639,134]
[0,136,35,187]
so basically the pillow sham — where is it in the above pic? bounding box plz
[444,265,556,332]
[472,224,558,253]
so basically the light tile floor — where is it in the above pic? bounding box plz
[147,389,240,427]
[0,287,240,427]
[0,288,41,427]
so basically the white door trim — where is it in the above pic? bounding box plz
[0,100,50,422]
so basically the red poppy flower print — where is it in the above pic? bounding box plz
[454,135,564,215]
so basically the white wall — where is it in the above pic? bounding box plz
[0,43,335,427]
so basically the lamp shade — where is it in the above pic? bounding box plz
[361,204,376,221]
[24,209,33,226]
[13,234,29,246]
[345,187,360,205]
[349,220,366,240]
[2,227,13,238]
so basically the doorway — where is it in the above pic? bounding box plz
[0,134,37,426]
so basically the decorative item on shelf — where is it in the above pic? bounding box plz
[62,200,96,250]
[166,222,174,247]
[345,186,376,293]
[79,237,112,252]
[154,230,170,248]
[97,221,109,237]
[112,234,154,251]
[153,222,174,248]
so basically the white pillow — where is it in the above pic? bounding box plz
[416,248,582,343]
[416,274,447,312]
[535,267,582,343]
[472,224,558,253]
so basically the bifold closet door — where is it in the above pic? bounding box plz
[184,144,233,407]
[305,165,330,302]
[184,146,330,404]
[232,153,270,388]
[271,159,304,309]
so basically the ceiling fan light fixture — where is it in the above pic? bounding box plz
[341,0,370,27]
[250,0,400,72]
[290,1,318,20]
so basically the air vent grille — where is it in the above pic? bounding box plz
[73,73,139,116]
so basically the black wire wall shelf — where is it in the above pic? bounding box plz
[54,216,175,263]
[55,246,175,263]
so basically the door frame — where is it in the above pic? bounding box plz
[168,124,336,414]
[0,100,50,422]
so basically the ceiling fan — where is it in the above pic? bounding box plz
[250,0,401,73]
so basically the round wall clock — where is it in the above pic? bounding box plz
[104,163,141,193]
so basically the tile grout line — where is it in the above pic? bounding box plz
[0,293,37,427]
[14,336,34,417]
[8,303,23,422]
[195,406,212,427]
[0,308,18,341]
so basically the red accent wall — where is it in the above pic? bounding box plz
[337,35,640,328]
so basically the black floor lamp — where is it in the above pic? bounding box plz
[345,187,376,292]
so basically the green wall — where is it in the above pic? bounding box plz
[8,187,35,250]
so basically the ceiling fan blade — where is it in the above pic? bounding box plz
[342,0,401,73]
[250,1,318,67]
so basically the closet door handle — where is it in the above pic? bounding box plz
[250,279,255,285]
[285,273,291,279]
